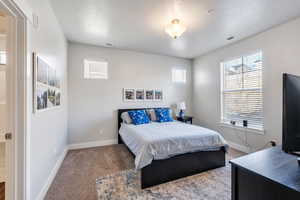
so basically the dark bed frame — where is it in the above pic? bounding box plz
[118,108,226,189]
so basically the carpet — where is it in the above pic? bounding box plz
[96,164,231,200]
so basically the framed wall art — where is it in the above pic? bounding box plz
[123,88,135,101]
[145,89,154,101]
[33,52,61,113]
[135,89,145,101]
[154,89,163,101]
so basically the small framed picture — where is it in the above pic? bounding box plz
[36,83,48,110]
[145,89,154,101]
[155,89,163,101]
[47,88,56,108]
[55,90,61,106]
[135,89,145,101]
[123,88,135,101]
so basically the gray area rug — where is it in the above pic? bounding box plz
[96,164,231,200]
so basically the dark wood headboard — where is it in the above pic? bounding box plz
[117,107,169,144]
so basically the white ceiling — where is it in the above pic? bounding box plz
[50,0,300,59]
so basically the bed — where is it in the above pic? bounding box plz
[118,108,227,189]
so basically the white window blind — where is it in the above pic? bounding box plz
[221,51,263,130]
[172,69,186,83]
[84,59,108,79]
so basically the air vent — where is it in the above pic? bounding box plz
[227,36,235,41]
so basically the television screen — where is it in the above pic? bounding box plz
[283,73,300,152]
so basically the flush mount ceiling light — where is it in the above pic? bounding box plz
[165,19,187,39]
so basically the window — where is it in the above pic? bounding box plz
[221,51,263,130]
[84,59,108,79]
[172,69,186,83]
[0,51,7,65]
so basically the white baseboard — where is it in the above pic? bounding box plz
[227,141,250,153]
[68,139,118,150]
[36,148,68,200]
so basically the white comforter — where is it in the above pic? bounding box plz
[119,121,228,169]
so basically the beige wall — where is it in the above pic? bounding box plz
[193,17,300,151]
[68,42,193,145]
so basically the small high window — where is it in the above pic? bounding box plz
[172,69,186,83]
[84,59,108,79]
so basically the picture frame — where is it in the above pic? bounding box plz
[154,89,163,101]
[123,88,135,102]
[145,89,154,101]
[33,52,61,113]
[135,89,145,101]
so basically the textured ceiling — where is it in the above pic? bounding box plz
[50,0,300,58]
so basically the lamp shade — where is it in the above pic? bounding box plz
[177,102,186,110]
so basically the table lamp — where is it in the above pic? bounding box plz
[177,102,186,118]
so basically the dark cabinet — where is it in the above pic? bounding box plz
[230,147,300,200]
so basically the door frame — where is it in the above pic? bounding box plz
[0,0,27,199]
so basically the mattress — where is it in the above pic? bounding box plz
[119,121,228,169]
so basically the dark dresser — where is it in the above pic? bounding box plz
[230,146,300,200]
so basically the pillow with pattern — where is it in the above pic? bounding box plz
[155,108,173,122]
[128,110,150,125]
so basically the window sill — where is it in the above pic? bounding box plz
[219,122,265,135]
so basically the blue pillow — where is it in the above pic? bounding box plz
[155,108,173,122]
[128,110,150,125]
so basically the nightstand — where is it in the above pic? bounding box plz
[176,116,193,124]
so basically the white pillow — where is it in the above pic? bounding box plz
[146,109,157,121]
[121,112,132,124]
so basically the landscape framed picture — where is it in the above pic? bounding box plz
[33,53,62,113]
[155,89,163,101]
[36,83,48,110]
[145,89,154,101]
[123,88,135,102]
[36,56,48,85]
[135,89,145,101]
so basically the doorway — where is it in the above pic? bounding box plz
[0,0,27,199]
[0,9,12,200]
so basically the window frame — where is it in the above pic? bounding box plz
[83,59,108,80]
[220,50,265,134]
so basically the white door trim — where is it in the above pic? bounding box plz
[0,0,28,199]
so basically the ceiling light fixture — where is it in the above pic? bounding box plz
[165,19,187,39]
[165,0,186,39]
